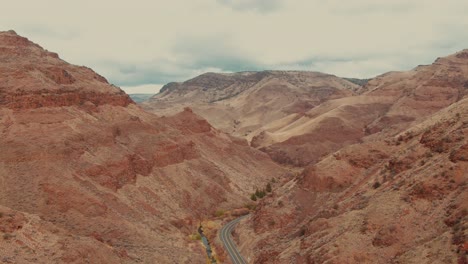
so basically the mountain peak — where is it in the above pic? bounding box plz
[0,31,133,109]
[0,30,42,50]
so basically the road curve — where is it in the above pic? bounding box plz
[219,215,248,264]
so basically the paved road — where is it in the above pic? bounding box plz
[219,215,248,264]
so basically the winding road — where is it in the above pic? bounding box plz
[219,215,248,264]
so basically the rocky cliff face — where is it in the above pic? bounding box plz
[0,31,287,263]
[235,51,468,264]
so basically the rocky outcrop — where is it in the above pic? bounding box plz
[0,30,133,109]
[0,89,132,109]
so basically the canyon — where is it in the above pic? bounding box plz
[0,30,466,263]
[146,50,468,263]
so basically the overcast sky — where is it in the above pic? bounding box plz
[2,0,467,93]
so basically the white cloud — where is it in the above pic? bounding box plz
[1,0,467,86]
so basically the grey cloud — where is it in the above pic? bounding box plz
[93,35,264,86]
[99,45,468,88]
[217,0,282,12]
[433,23,468,51]
[263,50,444,79]
[25,0,468,86]
[329,1,418,15]
[97,61,190,86]
[101,59,261,87]
[18,25,78,40]
[10,0,462,87]
[172,34,262,72]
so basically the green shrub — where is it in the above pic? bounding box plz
[255,188,266,198]
[250,194,257,201]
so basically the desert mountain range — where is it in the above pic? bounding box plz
[145,49,468,263]
[145,55,467,169]
[0,30,466,263]
[235,61,468,262]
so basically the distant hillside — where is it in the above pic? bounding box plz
[344,77,371,86]
[129,93,154,103]
[142,71,358,141]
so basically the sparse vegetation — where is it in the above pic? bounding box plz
[395,132,414,144]
[244,203,256,210]
[214,210,225,217]
[373,181,381,189]
[451,220,465,247]
[434,145,444,153]
[250,194,257,201]
[405,131,414,140]
[364,126,371,135]
[250,181,275,201]
[255,188,266,198]
[3,233,13,240]
[190,233,202,240]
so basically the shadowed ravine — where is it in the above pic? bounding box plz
[198,225,216,263]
